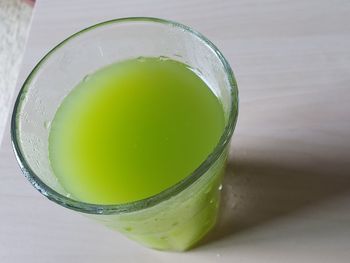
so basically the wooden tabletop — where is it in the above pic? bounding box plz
[1,0,350,262]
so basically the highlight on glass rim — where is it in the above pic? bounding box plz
[11,17,238,251]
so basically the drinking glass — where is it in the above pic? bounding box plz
[11,17,238,251]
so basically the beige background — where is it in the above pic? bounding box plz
[1,0,350,262]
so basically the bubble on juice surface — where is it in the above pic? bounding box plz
[137,56,146,62]
[82,74,91,82]
[159,56,169,61]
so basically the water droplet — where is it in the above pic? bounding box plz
[137,56,146,62]
[66,193,71,198]
[218,184,223,191]
[216,253,221,258]
[209,199,214,204]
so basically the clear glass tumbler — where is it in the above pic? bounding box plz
[11,17,238,251]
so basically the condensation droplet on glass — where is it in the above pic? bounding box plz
[218,184,223,191]
[209,199,214,204]
[44,120,51,129]
[66,193,71,198]
[98,45,104,57]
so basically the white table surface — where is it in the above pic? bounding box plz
[1,0,350,262]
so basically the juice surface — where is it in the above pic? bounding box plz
[49,57,225,204]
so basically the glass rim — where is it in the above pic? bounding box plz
[11,17,239,215]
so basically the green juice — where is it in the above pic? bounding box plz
[49,57,226,250]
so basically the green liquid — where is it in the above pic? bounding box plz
[49,57,225,205]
